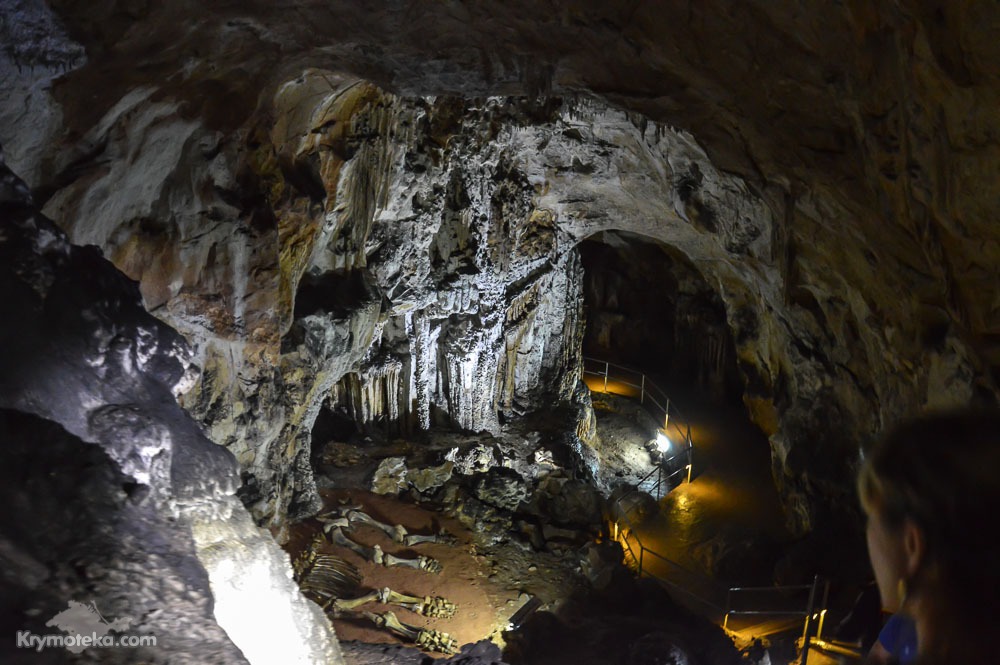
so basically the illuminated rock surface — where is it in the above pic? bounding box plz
[0,156,342,664]
[4,1,994,536]
[2,1,999,661]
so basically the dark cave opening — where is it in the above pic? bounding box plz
[312,404,362,448]
[294,269,377,320]
[578,230,744,408]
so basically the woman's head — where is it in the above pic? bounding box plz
[858,409,1000,659]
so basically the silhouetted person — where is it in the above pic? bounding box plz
[858,409,1000,664]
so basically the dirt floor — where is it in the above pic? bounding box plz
[287,487,586,659]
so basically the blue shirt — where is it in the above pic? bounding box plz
[878,613,918,664]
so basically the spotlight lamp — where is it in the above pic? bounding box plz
[655,430,671,453]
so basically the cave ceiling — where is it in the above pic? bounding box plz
[13,0,997,354]
[2,0,999,534]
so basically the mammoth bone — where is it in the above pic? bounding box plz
[327,525,443,573]
[332,587,457,618]
[318,505,458,547]
[343,610,459,654]
[293,536,458,652]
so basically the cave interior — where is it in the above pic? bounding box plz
[1,1,999,664]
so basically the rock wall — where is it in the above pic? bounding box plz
[0,157,342,664]
[15,72,995,537]
[21,70,599,531]
[3,0,998,537]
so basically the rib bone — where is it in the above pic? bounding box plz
[294,521,457,653]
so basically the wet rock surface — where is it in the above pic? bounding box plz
[504,576,742,665]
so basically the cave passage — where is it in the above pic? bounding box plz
[579,231,793,597]
[579,231,743,406]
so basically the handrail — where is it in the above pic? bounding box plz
[625,444,694,502]
[582,356,694,450]
[613,503,728,617]
[591,354,830,663]
[584,355,695,503]
[723,575,831,665]
[728,584,814,592]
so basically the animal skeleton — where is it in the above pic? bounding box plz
[317,506,453,573]
[348,610,458,654]
[293,534,458,653]
[328,526,444,573]
[318,505,458,547]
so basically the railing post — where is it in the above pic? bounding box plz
[723,588,732,630]
[801,575,819,665]
[640,374,645,403]
[816,579,830,641]
[604,361,609,392]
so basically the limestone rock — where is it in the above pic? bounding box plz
[627,632,693,665]
[0,158,343,664]
[406,461,455,494]
[446,443,502,475]
[470,468,529,512]
[4,0,1000,540]
[370,457,408,496]
[580,540,626,590]
[340,639,507,665]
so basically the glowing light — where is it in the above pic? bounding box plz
[655,431,672,453]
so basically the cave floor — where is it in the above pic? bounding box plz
[288,488,586,659]
[591,380,802,652]
[647,389,792,577]
[594,380,793,577]
[300,385,804,661]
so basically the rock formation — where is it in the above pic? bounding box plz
[0,155,342,663]
[3,0,998,545]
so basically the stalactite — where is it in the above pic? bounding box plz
[405,311,433,430]
[330,358,405,433]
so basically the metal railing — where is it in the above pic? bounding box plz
[632,449,693,501]
[589,355,831,663]
[584,356,694,503]
[723,576,830,664]
[611,501,727,618]
[583,356,694,451]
